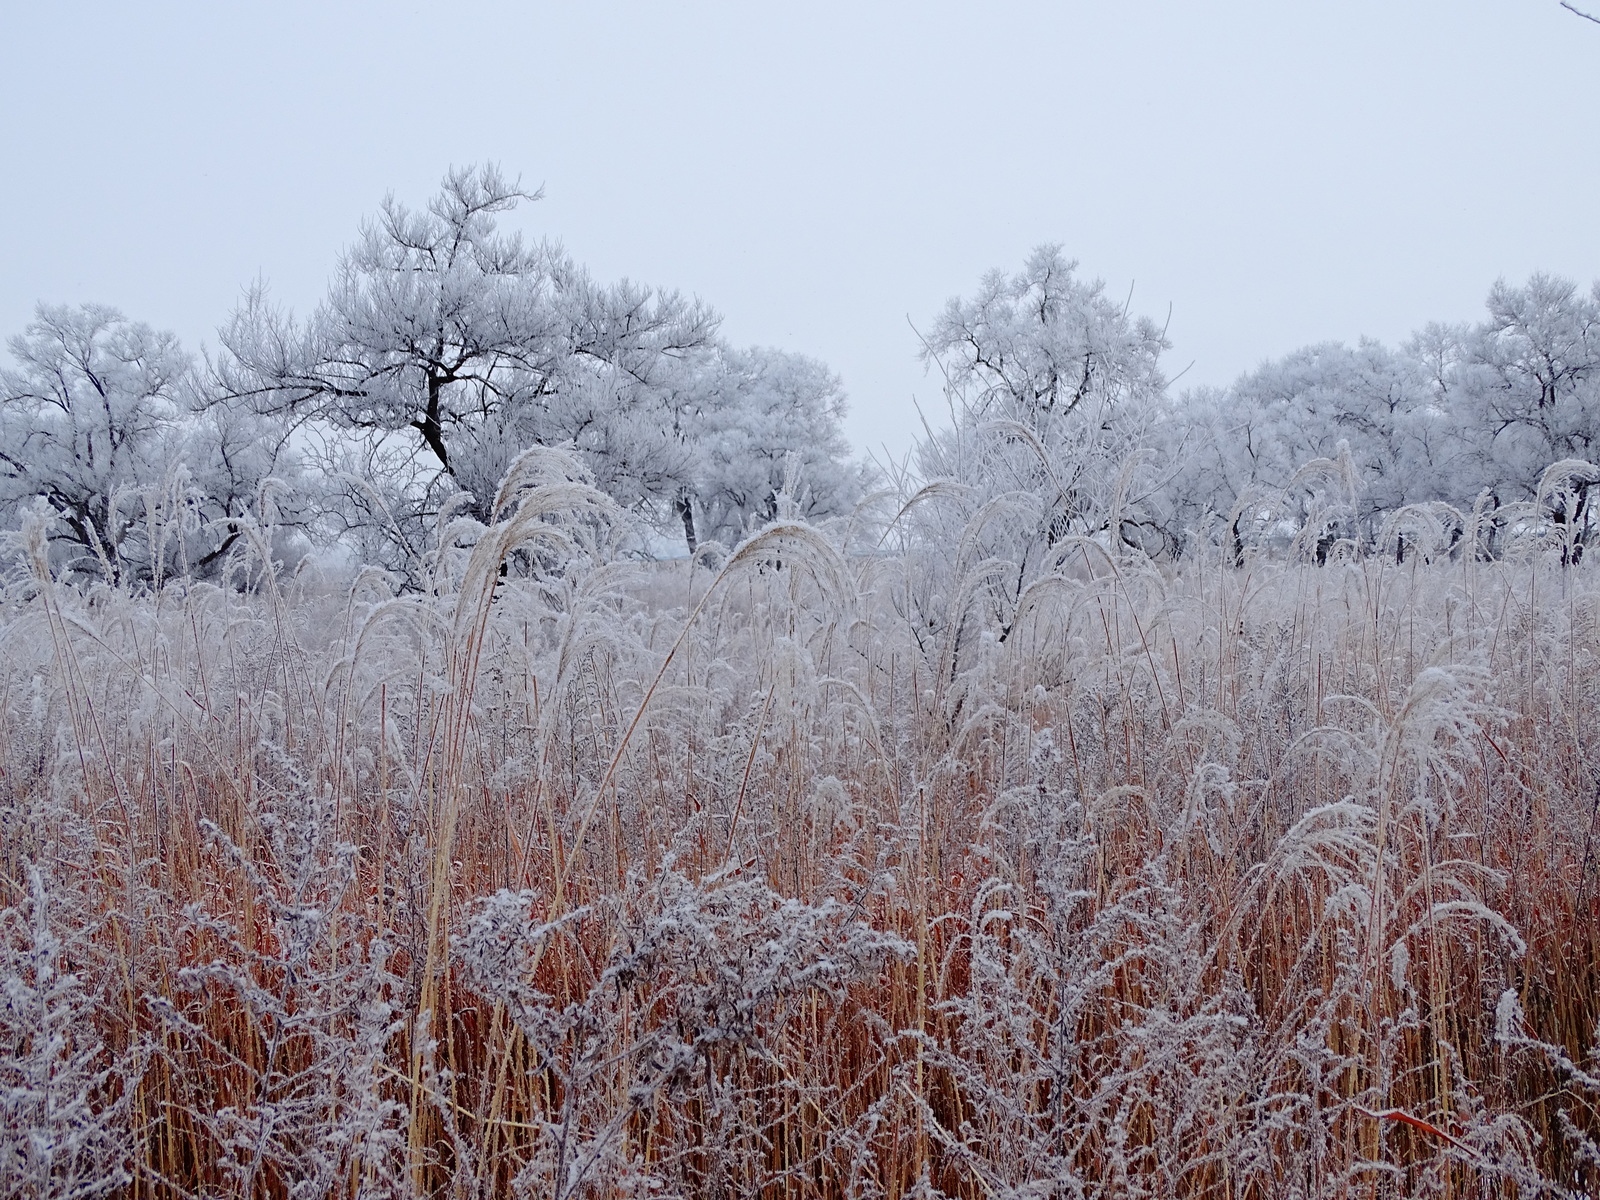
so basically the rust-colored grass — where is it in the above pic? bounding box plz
[2,517,1597,1198]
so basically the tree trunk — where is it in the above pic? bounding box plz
[413,372,451,474]
[676,492,698,555]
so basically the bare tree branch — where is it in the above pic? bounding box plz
[1561,0,1600,24]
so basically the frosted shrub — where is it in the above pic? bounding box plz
[0,868,128,1199]
[1498,989,1600,1193]
[920,862,1255,1198]
[153,789,410,1199]
[455,866,910,1198]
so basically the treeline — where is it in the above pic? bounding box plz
[918,247,1600,569]
[3,166,1599,588]
[0,166,862,587]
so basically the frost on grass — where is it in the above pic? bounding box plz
[0,869,129,1199]
[455,866,909,1198]
[2,444,1599,1198]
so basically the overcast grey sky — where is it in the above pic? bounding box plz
[2,1,1596,461]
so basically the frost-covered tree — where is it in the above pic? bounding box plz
[0,304,293,582]
[0,304,183,576]
[218,164,726,570]
[1228,338,1436,518]
[1156,274,1600,561]
[918,246,1169,545]
[895,248,1171,671]
[1150,383,1275,558]
[220,163,864,568]
[688,346,860,550]
[1170,338,1443,556]
[1448,273,1600,504]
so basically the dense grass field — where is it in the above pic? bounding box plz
[2,497,1598,1198]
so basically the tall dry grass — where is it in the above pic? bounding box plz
[1,484,1597,1198]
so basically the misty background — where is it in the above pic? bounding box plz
[2,0,1596,461]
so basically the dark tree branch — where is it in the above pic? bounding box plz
[1561,0,1600,23]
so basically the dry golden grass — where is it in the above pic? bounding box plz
[2,506,1598,1198]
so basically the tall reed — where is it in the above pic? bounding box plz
[1,487,1597,1198]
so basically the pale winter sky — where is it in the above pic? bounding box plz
[2,1,1596,463]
